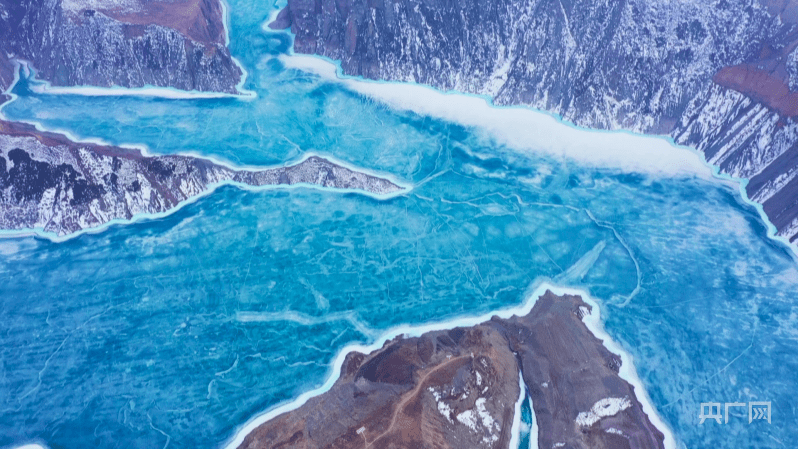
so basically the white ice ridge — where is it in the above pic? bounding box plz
[222,282,678,449]
[575,397,632,427]
[23,56,255,99]
[28,83,247,99]
[278,54,711,179]
[235,311,378,340]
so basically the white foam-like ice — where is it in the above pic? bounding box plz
[27,82,250,99]
[278,54,710,179]
[222,281,678,449]
[276,52,798,261]
[12,444,47,449]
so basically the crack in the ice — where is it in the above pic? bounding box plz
[148,412,172,449]
[662,321,758,409]
[585,209,642,307]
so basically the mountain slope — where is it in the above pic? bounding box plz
[272,0,798,244]
[0,0,242,93]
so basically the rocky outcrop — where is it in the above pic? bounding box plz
[0,57,14,93]
[238,291,665,449]
[0,120,403,236]
[0,0,242,93]
[271,0,798,244]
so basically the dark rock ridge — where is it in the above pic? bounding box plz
[271,0,798,244]
[237,291,665,449]
[0,120,403,236]
[0,0,242,93]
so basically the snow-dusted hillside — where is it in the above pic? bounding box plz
[0,0,242,93]
[272,0,798,244]
[0,121,403,236]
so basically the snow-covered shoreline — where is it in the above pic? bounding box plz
[278,54,710,180]
[222,281,678,449]
[275,51,798,261]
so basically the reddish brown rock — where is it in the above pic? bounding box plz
[237,291,666,449]
[97,0,227,46]
[714,64,798,117]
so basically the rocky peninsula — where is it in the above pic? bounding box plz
[236,291,667,449]
[0,120,403,237]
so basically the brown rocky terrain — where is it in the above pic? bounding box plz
[97,0,228,46]
[714,64,798,117]
[237,291,666,449]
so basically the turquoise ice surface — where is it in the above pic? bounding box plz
[2,0,798,448]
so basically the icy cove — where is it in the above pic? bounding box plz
[2,1,798,449]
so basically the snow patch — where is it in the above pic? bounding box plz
[61,0,141,14]
[456,409,478,431]
[429,387,453,422]
[575,397,632,427]
[475,398,497,430]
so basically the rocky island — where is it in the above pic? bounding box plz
[0,120,403,236]
[270,0,798,245]
[236,291,666,449]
